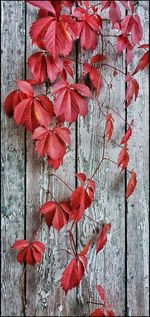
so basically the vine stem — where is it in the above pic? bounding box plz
[101,63,126,75]
[91,135,106,179]
[50,173,73,192]
[84,214,103,227]
[104,157,131,174]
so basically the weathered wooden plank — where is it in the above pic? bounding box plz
[25,3,77,316]
[127,1,149,316]
[1,1,26,316]
[77,4,126,316]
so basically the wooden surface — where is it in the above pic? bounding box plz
[1,1,149,316]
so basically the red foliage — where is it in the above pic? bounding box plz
[5,1,147,313]
[32,126,70,161]
[126,170,137,199]
[11,240,45,265]
[117,143,129,172]
[39,200,71,230]
[52,80,92,123]
[96,224,111,254]
[70,173,95,222]
[61,242,90,293]
[105,113,114,141]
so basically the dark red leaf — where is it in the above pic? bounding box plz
[39,200,71,230]
[11,239,45,265]
[32,126,70,160]
[117,143,129,171]
[70,173,95,222]
[126,170,137,198]
[52,80,92,123]
[105,113,114,141]
[96,224,111,254]
[120,126,132,144]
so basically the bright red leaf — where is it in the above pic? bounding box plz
[4,90,27,117]
[61,243,89,293]
[126,170,137,198]
[47,156,63,170]
[13,81,53,132]
[29,2,78,58]
[39,200,71,230]
[125,73,139,106]
[117,143,129,171]
[133,50,149,75]
[73,7,101,51]
[83,63,103,96]
[105,113,114,141]
[120,15,143,46]
[101,0,128,25]
[96,285,106,303]
[90,284,115,316]
[90,54,107,64]
[11,239,45,265]
[70,173,95,222]
[52,80,92,123]
[32,126,70,161]
[96,224,111,254]
[120,126,132,144]
[116,34,132,55]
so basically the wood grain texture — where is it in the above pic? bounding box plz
[1,1,149,316]
[127,2,149,316]
[1,1,26,316]
[77,4,126,316]
[25,3,77,316]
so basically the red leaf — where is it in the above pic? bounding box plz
[14,87,53,132]
[116,35,132,55]
[133,51,149,75]
[96,285,106,303]
[101,1,123,25]
[120,15,143,46]
[52,80,92,123]
[125,73,139,106]
[90,54,107,64]
[120,126,132,144]
[105,113,114,141]
[39,200,71,230]
[126,170,137,198]
[30,14,77,58]
[4,90,27,117]
[70,174,95,222]
[16,80,34,97]
[32,126,70,160]
[28,52,47,83]
[79,240,91,256]
[138,44,149,49]
[96,224,111,254]
[90,308,105,316]
[61,256,85,293]
[117,143,129,171]
[83,63,103,96]
[73,8,101,50]
[47,156,63,170]
[11,240,29,250]
[11,239,45,265]
[27,0,56,15]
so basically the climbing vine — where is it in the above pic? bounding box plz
[4,1,149,316]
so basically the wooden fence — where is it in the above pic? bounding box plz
[1,1,149,316]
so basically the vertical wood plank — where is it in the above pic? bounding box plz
[25,4,77,316]
[1,1,26,316]
[77,4,126,316]
[127,1,149,316]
